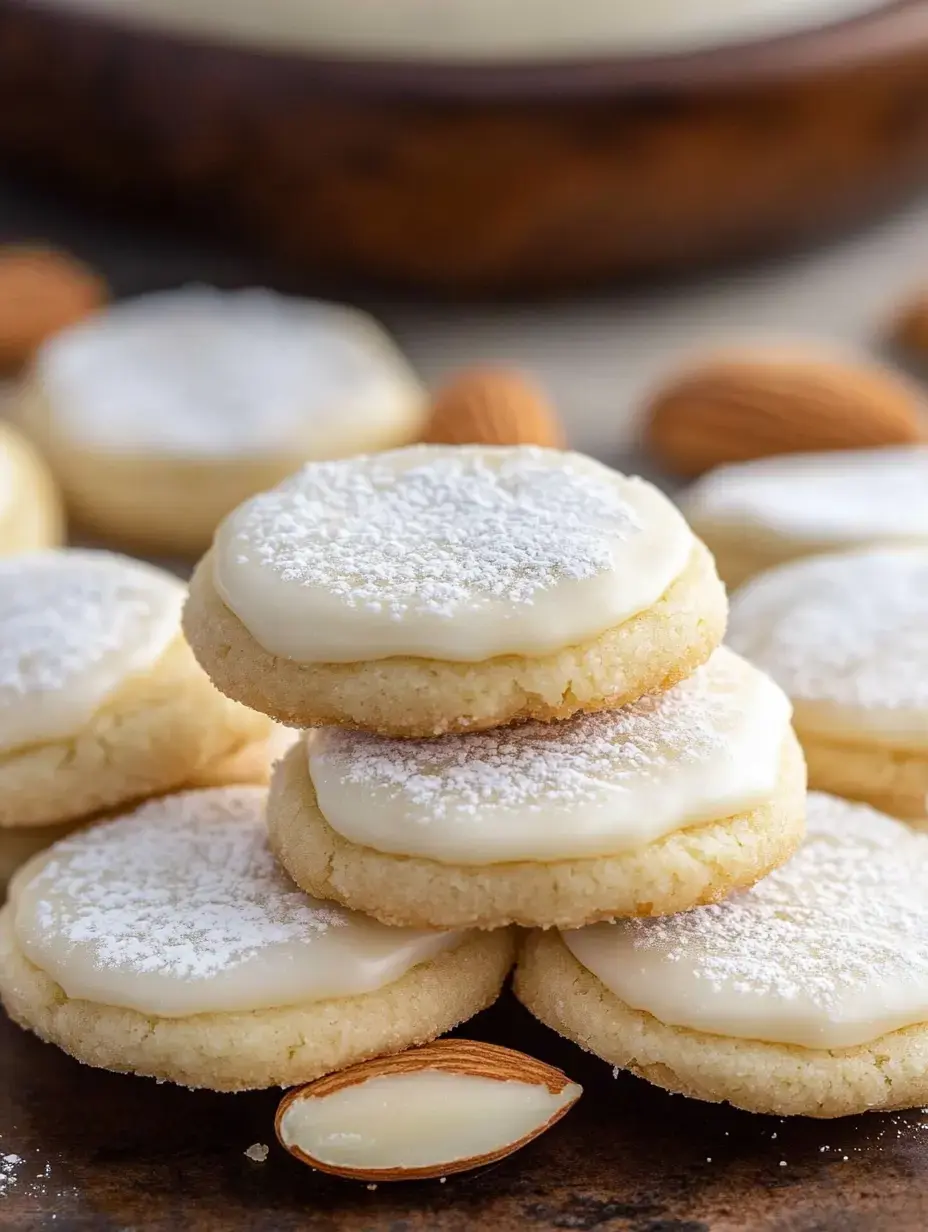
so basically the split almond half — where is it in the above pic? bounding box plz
[275,1038,581,1182]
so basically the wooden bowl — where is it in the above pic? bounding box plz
[2,1,928,294]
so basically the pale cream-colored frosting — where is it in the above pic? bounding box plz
[40,0,890,60]
[682,447,928,551]
[728,547,928,749]
[278,1070,581,1172]
[11,787,463,1018]
[37,287,424,461]
[0,550,184,755]
[308,648,791,864]
[563,792,928,1050]
[213,445,694,663]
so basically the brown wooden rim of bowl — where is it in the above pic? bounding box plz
[11,0,928,98]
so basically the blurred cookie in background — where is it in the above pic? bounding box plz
[0,420,64,556]
[15,286,426,557]
[680,446,928,588]
[728,545,928,825]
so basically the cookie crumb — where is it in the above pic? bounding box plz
[244,1143,269,1163]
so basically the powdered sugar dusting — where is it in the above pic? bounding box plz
[728,547,928,715]
[627,792,928,1009]
[40,286,419,457]
[314,652,746,816]
[0,550,185,752]
[229,447,643,619]
[21,787,344,982]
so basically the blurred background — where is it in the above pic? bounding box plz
[2,0,928,473]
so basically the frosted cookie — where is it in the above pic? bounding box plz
[267,648,805,929]
[0,726,293,896]
[16,287,425,556]
[0,549,272,833]
[0,420,63,555]
[680,447,928,588]
[184,445,727,737]
[0,787,515,1091]
[728,546,928,824]
[516,792,928,1118]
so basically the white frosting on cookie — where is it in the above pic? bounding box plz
[308,648,791,863]
[11,787,462,1017]
[563,792,928,1050]
[213,446,694,662]
[728,547,928,748]
[37,287,424,460]
[0,550,184,754]
[683,447,928,549]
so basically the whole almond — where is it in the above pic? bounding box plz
[275,1039,581,1182]
[0,245,106,374]
[422,366,565,448]
[643,352,925,477]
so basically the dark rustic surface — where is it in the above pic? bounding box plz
[3,990,928,1232]
[5,2,928,293]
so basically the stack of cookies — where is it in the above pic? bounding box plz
[6,442,927,1122]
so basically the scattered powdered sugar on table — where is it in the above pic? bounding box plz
[0,1149,78,1203]
[0,550,184,706]
[244,1143,269,1163]
[41,286,411,457]
[0,1153,24,1197]
[728,547,928,713]
[26,787,345,981]
[627,793,928,1005]
[312,649,749,817]
[231,448,644,618]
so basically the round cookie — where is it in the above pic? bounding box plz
[0,549,272,832]
[16,286,425,556]
[515,792,928,1119]
[0,726,295,896]
[184,445,727,737]
[0,787,515,1091]
[680,447,928,589]
[0,420,63,555]
[267,649,806,929]
[727,546,928,825]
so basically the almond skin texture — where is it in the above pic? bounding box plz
[0,246,106,374]
[644,353,925,477]
[422,367,565,449]
[275,1038,581,1182]
[890,292,928,357]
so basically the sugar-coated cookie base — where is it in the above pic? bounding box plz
[0,912,514,1091]
[0,421,63,556]
[515,931,928,1118]
[184,542,727,738]
[0,635,272,828]
[266,732,806,930]
[802,731,928,828]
